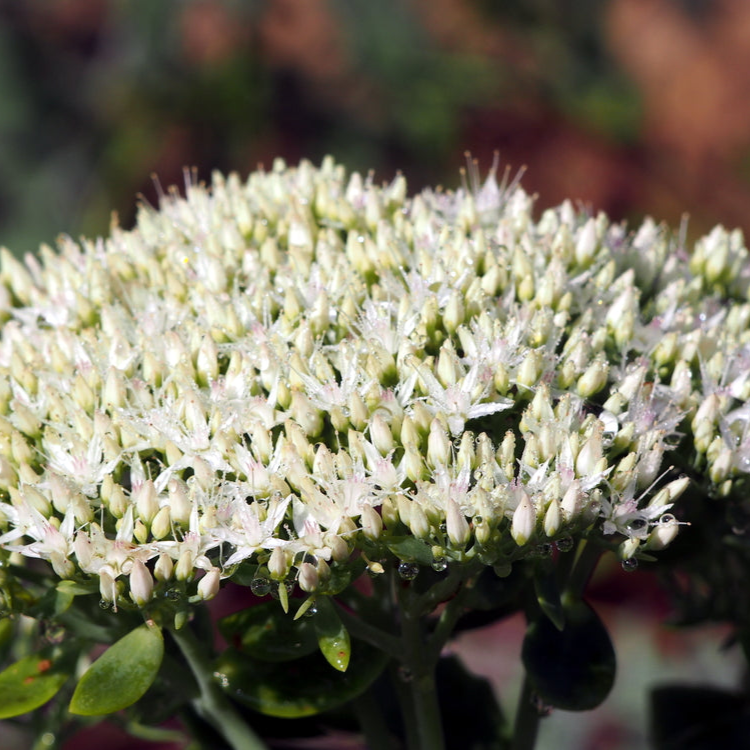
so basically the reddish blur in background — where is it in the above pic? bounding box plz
[1,0,750,256]
[0,1,747,749]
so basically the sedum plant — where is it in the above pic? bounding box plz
[0,156,748,749]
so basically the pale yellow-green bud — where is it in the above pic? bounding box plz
[151,506,172,540]
[154,553,174,582]
[409,502,431,539]
[511,492,536,546]
[543,498,562,538]
[268,547,288,580]
[198,568,222,600]
[577,357,609,399]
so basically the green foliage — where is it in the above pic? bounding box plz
[69,623,164,716]
[0,646,71,719]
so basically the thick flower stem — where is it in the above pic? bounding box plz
[511,674,540,750]
[396,583,445,750]
[170,626,269,750]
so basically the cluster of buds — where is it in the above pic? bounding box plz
[0,156,747,613]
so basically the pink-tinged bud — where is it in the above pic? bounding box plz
[135,479,159,524]
[297,562,319,593]
[360,504,383,540]
[168,479,192,526]
[560,480,582,520]
[511,492,536,546]
[129,559,154,607]
[446,498,471,548]
[576,424,604,477]
[197,568,221,600]
[427,419,451,468]
[371,413,394,456]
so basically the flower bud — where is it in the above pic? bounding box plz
[511,491,536,546]
[297,562,319,593]
[446,498,471,548]
[129,559,154,607]
[197,568,222,600]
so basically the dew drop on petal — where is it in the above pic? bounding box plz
[98,599,112,610]
[303,604,318,617]
[659,514,675,525]
[621,558,639,572]
[398,562,419,581]
[251,577,272,597]
[165,588,181,601]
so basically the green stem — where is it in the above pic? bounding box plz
[170,625,269,750]
[566,540,603,599]
[397,581,445,750]
[334,601,403,660]
[353,684,394,750]
[511,673,540,750]
[512,540,606,750]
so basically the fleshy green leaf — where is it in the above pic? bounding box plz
[215,642,388,718]
[0,647,71,718]
[218,600,318,662]
[313,597,350,672]
[69,623,164,716]
[386,536,434,566]
[522,596,615,711]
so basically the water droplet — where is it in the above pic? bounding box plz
[251,577,272,597]
[431,557,448,572]
[213,671,230,688]
[533,543,553,558]
[626,517,648,531]
[473,516,483,525]
[39,733,55,749]
[621,558,639,572]
[398,666,414,683]
[98,599,112,610]
[398,562,419,581]
[165,588,181,601]
[493,562,512,578]
[555,536,574,553]
[284,580,295,594]
[303,604,318,617]
[659,513,676,525]
[438,523,447,533]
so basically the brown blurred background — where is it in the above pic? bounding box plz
[1,0,750,256]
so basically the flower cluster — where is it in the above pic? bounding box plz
[0,157,748,613]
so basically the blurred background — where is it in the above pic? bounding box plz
[0,1,748,748]
[1,0,750,257]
